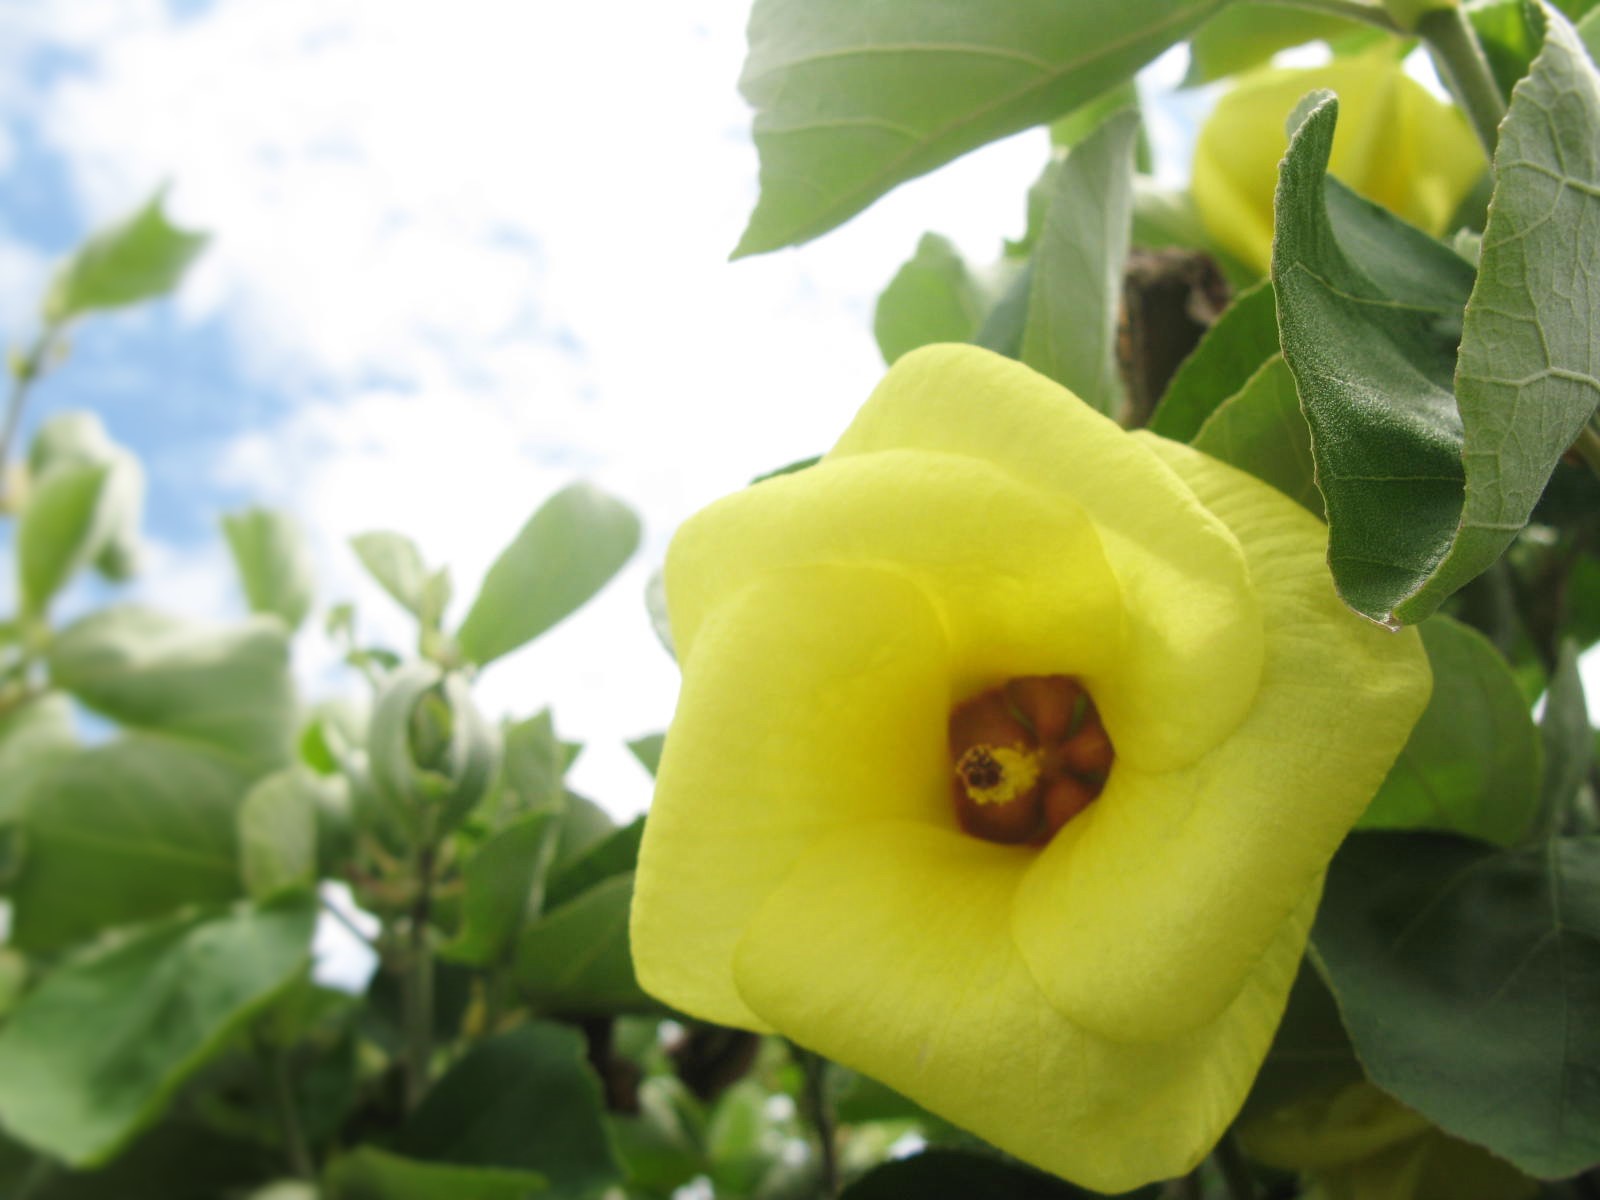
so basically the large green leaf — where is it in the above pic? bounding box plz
[1148,277,1279,441]
[324,1149,547,1200]
[1189,354,1322,516]
[1314,831,1600,1177]
[43,190,208,322]
[222,508,315,632]
[9,736,251,951]
[1359,616,1542,845]
[733,0,1223,255]
[874,233,988,364]
[1237,959,1363,1123]
[841,1149,1155,1198]
[0,692,76,825]
[0,895,315,1167]
[238,766,327,899]
[1272,94,1478,625]
[456,484,640,667]
[1183,4,1368,86]
[395,1024,620,1195]
[1021,109,1139,416]
[513,872,656,1015]
[48,607,295,772]
[17,461,116,615]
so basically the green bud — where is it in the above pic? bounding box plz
[368,663,502,845]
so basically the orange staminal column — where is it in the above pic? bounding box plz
[949,675,1114,845]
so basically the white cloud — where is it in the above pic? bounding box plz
[15,0,1049,813]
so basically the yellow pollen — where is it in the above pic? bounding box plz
[957,744,1041,806]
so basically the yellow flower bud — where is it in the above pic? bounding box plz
[631,345,1430,1191]
[1193,53,1482,274]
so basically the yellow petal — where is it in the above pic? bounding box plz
[830,345,1264,772]
[1012,436,1431,1041]
[632,564,952,1028]
[664,444,1124,704]
[732,820,1319,1195]
[1193,53,1482,274]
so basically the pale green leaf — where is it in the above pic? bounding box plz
[222,508,315,632]
[734,0,1223,255]
[18,462,114,615]
[238,767,326,899]
[44,191,208,323]
[351,530,429,617]
[873,233,988,364]
[1183,4,1367,86]
[456,484,640,667]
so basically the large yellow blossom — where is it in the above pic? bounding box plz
[1193,53,1482,274]
[631,345,1429,1192]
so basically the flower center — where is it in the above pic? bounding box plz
[948,675,1113,845]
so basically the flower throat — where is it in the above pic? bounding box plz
[949,675,1113,845]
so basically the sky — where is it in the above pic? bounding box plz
[0,0,1212,818]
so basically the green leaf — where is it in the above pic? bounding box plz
[1537,639,1593,836]
[1190,355,1322,516]
[48,606,295,772]
[610,1076,708,1195]
[16,1121,279,1200]
[18,461,115,614]
[44,190,208,323]
[549,790,616,875]
[733,0,1223,255]
[26,412,146,584]
[0,692,76,825]
[1183,5,1367,86]
[1360,616,1542,845]
[350,530,429,617]
[222,508,315,632]
[324,1149,547,1200]
[0,895,315,1166]
[544,815,643,910]
[514,872,656,1015]
[1050,79,1148,171]
[9,736,250,952]
[1272,94,1478,625]
[440,810,557,966]
[238,767,326,899]
[1474,0,1543,100]
[873,233,988,364]
[1148,278,1279,441]
[1314,831,1600,1177]
[395,1023,621,1195]
[840,1149,1153,1198]
[493,710,568,825]
[1020,109,1139,417]
[456,483,641,667]
[627,732,665,776]
[1237,958,1363,1123]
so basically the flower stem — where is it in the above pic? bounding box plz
[402,843,437,1111]
[0,326,61,511]
[265,1040,315,1178]
[1418,5,1507,158]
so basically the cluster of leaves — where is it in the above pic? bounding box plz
[722,0,1600,1196]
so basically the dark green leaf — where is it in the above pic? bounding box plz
[610,1076,707,1195]
[1314,831,1600,1177]
[396,1023,619,1194]
[841,1148,1155,1198]
[48,606,295,772]
[44,191,208,322]
[733,0,1223,255]
[514,872,656,1015]
[18,461,114,615]
[544,816,643,910]
[457,483,640,667]
[1238,958,1363,1123]
[0,895,315,1166]
[222,508,315,632]
[1360,616,1542,845]
[1537,639,1592,836]
[350,530,429,617]
[22,1121,279,1200]
[1183,5,1366,86]
[238,767,327,898]
[1190,354,1321,516]
[1021,109,1139,417]
[874,233,988,365]
[10,737,250,952]
[440,810,556,966]
[1272,94,1478,625]
[324,1149,547,1200]
[1149,278,1278,441]
[627,733,664,776]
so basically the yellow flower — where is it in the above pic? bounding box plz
[1192,53,1482,274]
[631,345,1429,1192]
